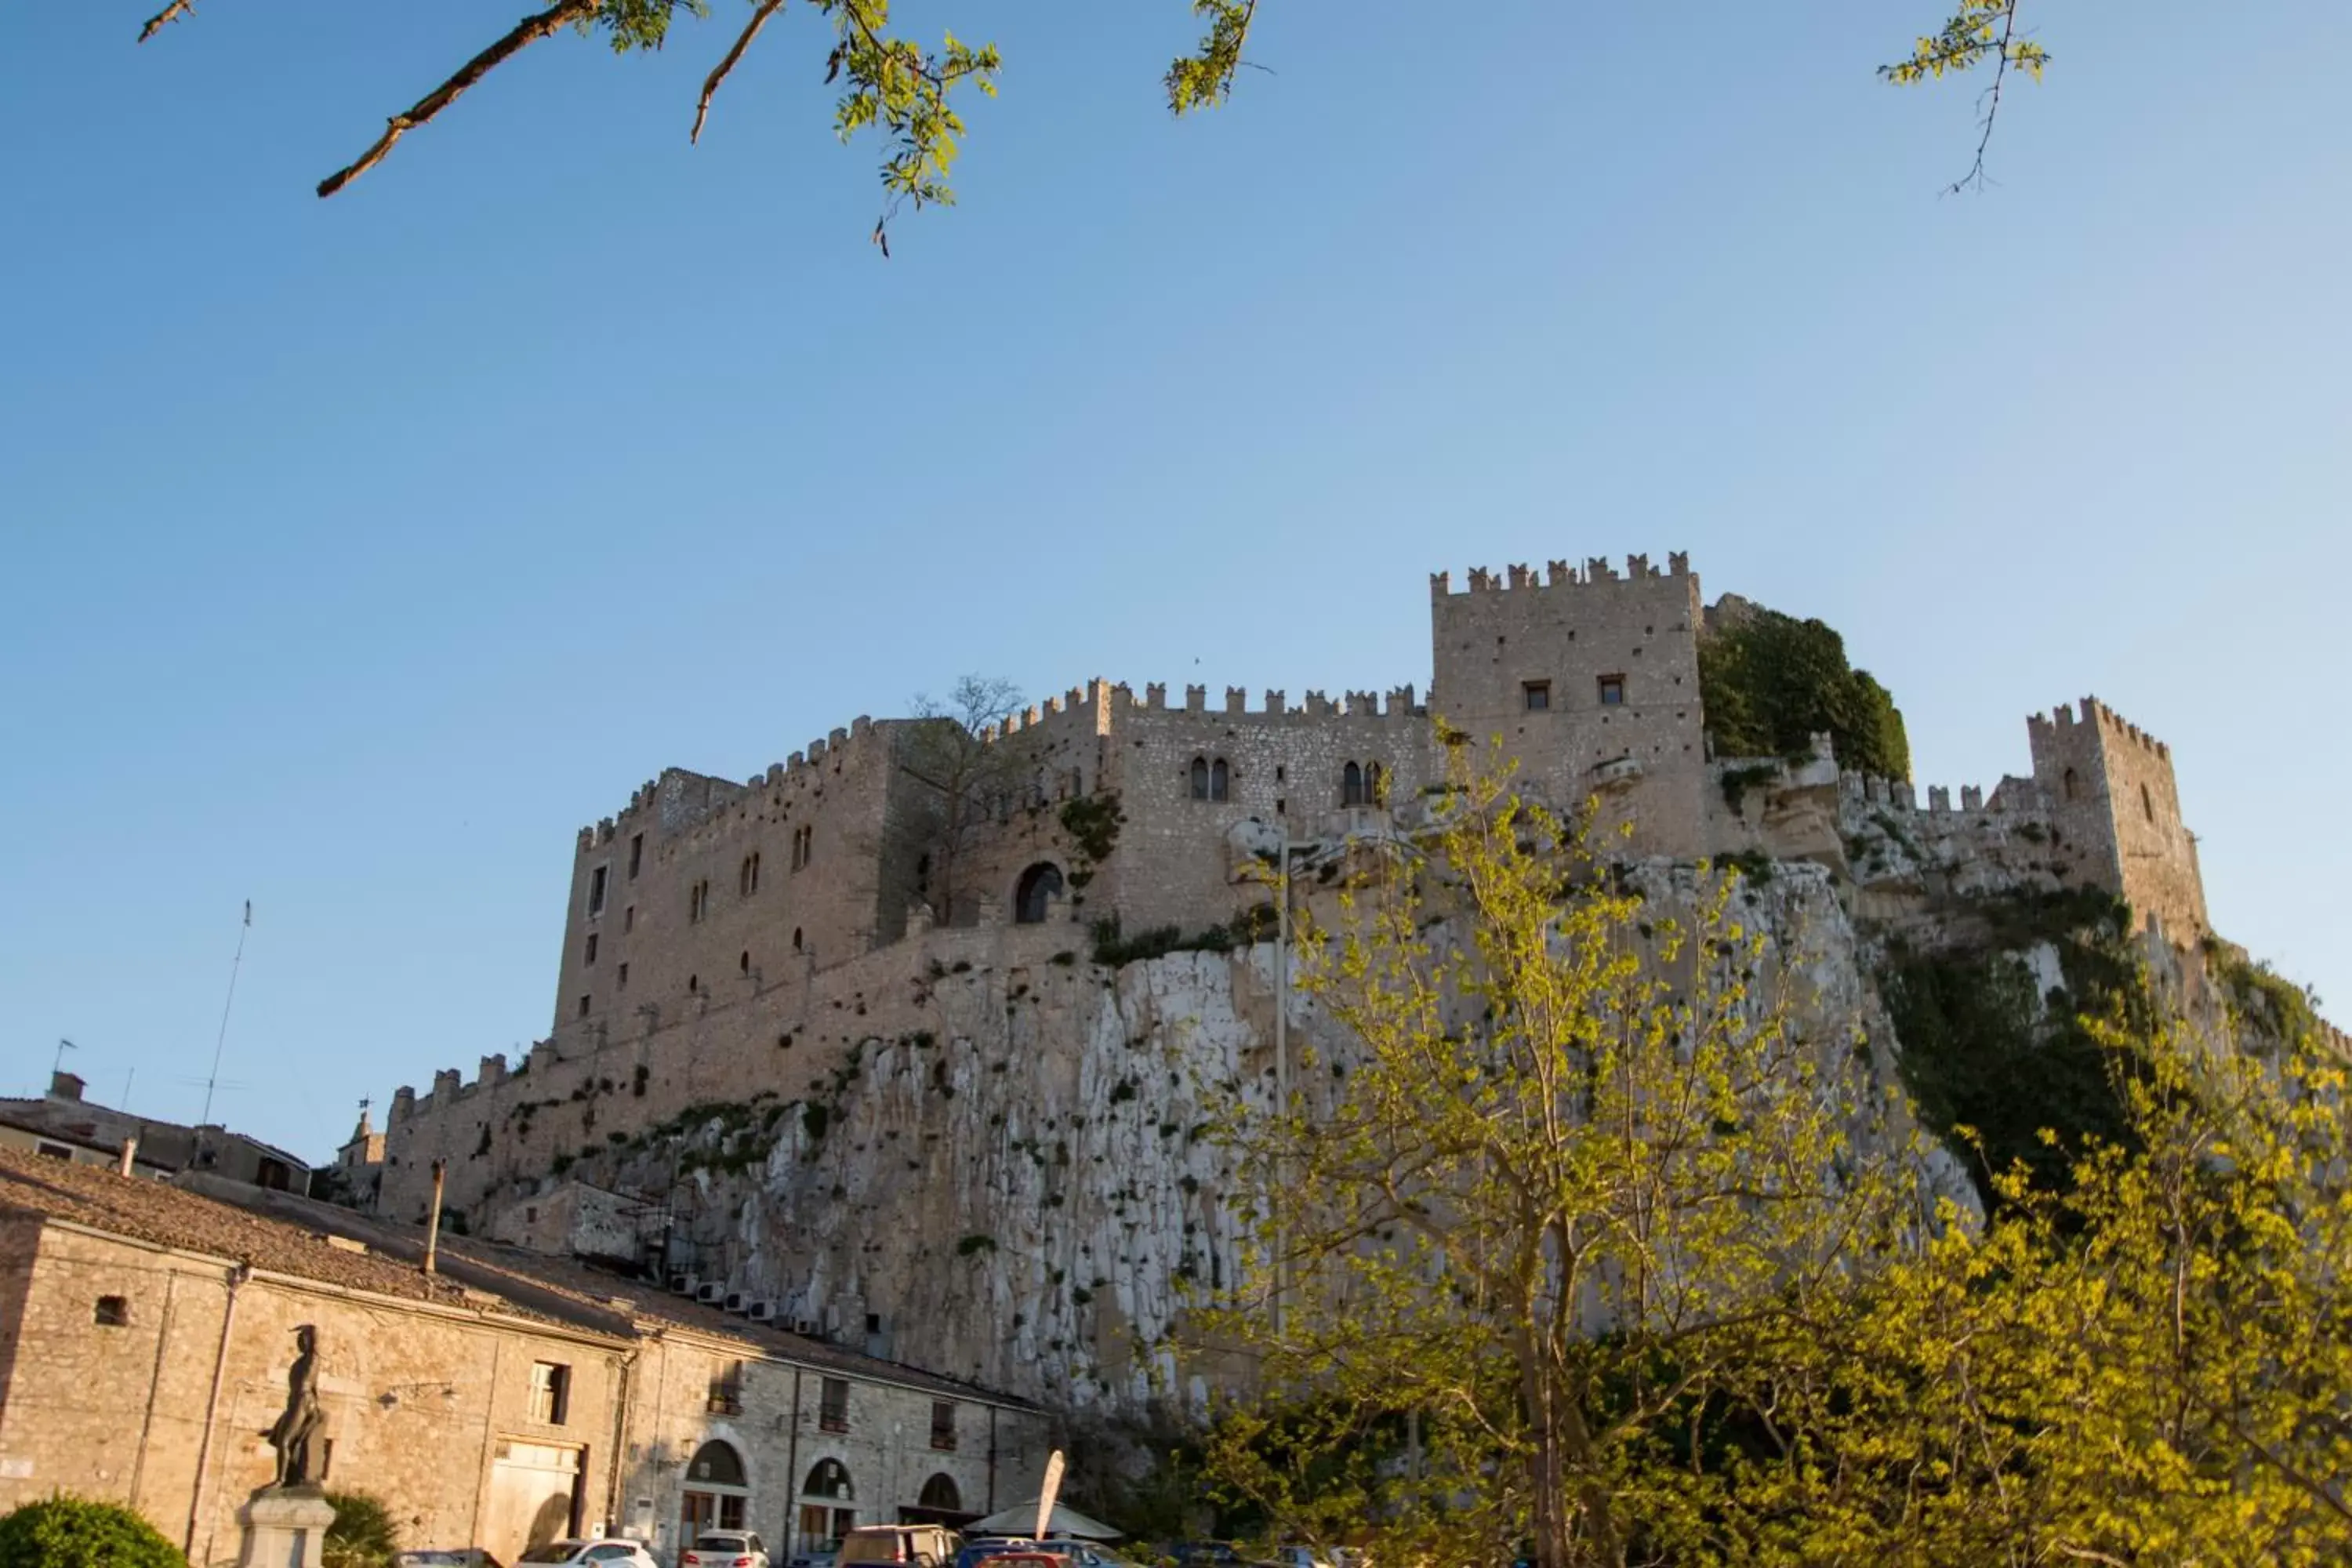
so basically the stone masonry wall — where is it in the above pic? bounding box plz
[1429,555,1709,855]
[0,1219,631,1567]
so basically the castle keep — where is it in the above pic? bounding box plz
[367,554,2210,1274]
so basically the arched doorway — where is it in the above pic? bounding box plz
[797,1457,856,1557]
[681,1440,750,1539]
[1014,863,1063,925]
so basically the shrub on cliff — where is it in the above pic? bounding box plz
[0,1497,186,1568]
[1700,601,1911,778]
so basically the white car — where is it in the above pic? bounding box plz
[684,1533,774,1568]
[516,1542,661,1568]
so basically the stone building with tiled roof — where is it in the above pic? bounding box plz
[0,1147,1051,1567]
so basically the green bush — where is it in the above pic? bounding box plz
[0,1497,187,1568]
[1700,604,1911,779]
[321,1491,400,1568]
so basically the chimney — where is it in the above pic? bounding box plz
[118,1138,138,1177]
[49,1071,85,1102]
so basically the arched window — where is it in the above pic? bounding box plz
[2062,767,2080,803]
[801,1457,851,1500]
[1210,759,1229,803]
[1014,863,1064,925]
[2141,782,2155,822]
[799,1457,856,1554]
[684,1439,750,1535]
[918,1473,961,1512]
[689,1441,747,1488]
[1189,757,1210,800]
[1341,761,1365,807]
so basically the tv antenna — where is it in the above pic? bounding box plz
[198,901,252,1137]
[53,1037,76,1080]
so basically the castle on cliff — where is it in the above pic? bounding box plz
[358,554,2209,1229]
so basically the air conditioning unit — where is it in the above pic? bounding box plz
[747,1301,779,1323]
[695,1282,726,1305]
[667,1272,694,1295]
[792,1318,816,1335]
[723,1291,751,1315]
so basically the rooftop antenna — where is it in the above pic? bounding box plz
[197,901,252,1152]
[53,1037,76,1080]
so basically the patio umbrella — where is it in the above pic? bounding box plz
[965,1501,1123,1541]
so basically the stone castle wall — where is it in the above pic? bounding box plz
[374,557,2216,1379]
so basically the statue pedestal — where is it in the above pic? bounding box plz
[238,1486,336,1568]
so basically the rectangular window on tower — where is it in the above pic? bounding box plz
[587,866,608,917]
[583,934,598,966]
[1598,675,1626,707]
[629,833,644,879]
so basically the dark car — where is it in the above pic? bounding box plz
[954,1541,1057,1568]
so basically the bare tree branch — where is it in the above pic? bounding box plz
[691,0,788,145]
[316,0,598,199]
[137,0,195,44]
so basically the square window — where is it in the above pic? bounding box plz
[1523,681,1551,712]
[94,1294,129,1327]
[1598,675,1626,706]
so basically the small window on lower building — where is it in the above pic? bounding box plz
[1523,681,1551,712]
[34,1142,71,1162]
[930,1399,957,1451]
[94,1295,129,1327]
[617,962,629,990]
[819,1376,850,1432]
[577,994,591,1018]
[1598,675,1626,706]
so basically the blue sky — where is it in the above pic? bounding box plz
[3,2,2345,1163]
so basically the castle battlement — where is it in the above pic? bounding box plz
[2027,696,2174,761]
[1839,771,2011,816]
[1097,681,1423,720]
[575,714,899,854]
[1430,551,1692,601]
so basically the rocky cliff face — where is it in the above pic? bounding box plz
[514,851,1983,1414]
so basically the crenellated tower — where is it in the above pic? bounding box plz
[2025,696,2209,941]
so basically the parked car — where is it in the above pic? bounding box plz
[396,1553,506,1568]
[953,1541,1048,1568]
[1169,1544,1246,1568]
[683,1532,772,1568]
[786,1550,839,1568]
[842,1526,960,1568]
[515,1541,662,1567]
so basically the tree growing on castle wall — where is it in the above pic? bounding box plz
[1699,601,1911,780]
[891,673,1027,927]
[122,2,2044,240]
[1192,746,1924,1568]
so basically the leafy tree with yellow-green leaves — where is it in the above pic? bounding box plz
[1192,744,1927,1568]
[1190,741,2352,1563]
[126,2,2047,243]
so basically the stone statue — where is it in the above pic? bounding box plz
[264,1325,325,1490]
